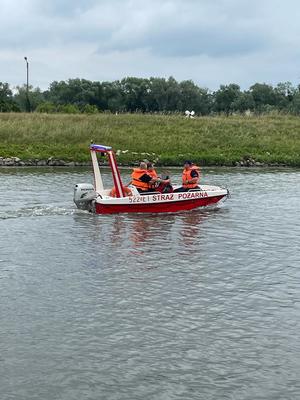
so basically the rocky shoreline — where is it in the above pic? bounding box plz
[0,157,90,167]
[0,156,292,168]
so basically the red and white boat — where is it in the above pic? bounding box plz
[74,144,229,214]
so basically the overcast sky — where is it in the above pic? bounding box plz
[1,0,300,91]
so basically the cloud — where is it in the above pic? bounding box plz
[33,0,100,17]
[94,0,270,57]
[0,0,270,55]
[1,0,300,90]
[100,25,267,58]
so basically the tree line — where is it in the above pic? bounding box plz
[1,77,300,115]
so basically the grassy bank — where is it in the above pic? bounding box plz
[0,112,299,166]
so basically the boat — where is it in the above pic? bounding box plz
[73,144,229,214]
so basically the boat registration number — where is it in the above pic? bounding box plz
[129,196,148,203]
[128,193,175,203]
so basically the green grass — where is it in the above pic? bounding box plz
[0,112,300,166]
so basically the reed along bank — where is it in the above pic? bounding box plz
[0,112,299,166]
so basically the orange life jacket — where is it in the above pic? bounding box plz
[147,169,158,178]
[182,165,200,189]
[147,169,158,188]
[131,168,151,191]
[109,186,132,197]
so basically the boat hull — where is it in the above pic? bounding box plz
[95,193,226,214]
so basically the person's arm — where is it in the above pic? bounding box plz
[139,174,153,183]
[160,173,171,184]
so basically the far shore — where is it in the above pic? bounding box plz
[1,113,299,167]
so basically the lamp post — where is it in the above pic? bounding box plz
[24,56,30,112]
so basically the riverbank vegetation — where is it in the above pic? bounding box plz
[0,112,299,166]
[1,78,300,115]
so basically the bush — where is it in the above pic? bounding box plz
[82,104,99,114]
[0,100,20,112]
[56,104,80,114]
[36,102,56,113]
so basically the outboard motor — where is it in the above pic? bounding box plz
[74,183,97,211]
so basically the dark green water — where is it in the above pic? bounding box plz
[1,167,300,400]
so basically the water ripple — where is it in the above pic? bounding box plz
[1,167,300,400]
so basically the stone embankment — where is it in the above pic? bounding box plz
[234,157,287,167]
[0,150,159,167]
[0,157,90,167]
[0,156,288,168]
[234,158,266,167]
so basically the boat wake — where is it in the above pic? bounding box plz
[0,205,79,220]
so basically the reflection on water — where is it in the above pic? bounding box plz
[72,206,227,261]
[1,167,300,400]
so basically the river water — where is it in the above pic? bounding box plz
[1,167,299,400]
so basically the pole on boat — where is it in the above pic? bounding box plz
[107,150,125,198]
[89,144,125,198]
[90,150,104,193]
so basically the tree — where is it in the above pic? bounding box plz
[249,83,277,112]
[287,92,300,115]
[231,92,255,113]
[213,84,241,115]
[274,82,296,110]
[0,82,20,112]
[147,77,170,111]
[120,77,151,112]
[101,81,125,112]
[46,79,91,105]
[165,77,183,111]
[180,80,212,114]
[14,85,45,111]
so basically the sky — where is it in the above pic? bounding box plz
[1,0,300,91]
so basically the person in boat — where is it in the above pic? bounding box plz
[131,162,169,194]
[174,160,200,192]
[147,162,173,193]
[147,162,158,179]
